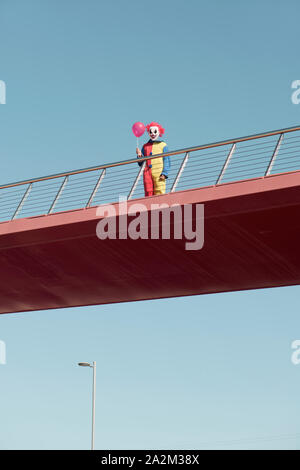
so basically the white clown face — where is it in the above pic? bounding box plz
[148,126,160,141]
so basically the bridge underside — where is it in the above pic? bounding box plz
[0,170,300,314]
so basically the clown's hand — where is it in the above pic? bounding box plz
[136,147,142,158]
[159,174,166,181]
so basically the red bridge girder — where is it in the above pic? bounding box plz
[0,170,300,314]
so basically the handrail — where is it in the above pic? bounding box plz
[1,123,300,223]
[1,124,300,190]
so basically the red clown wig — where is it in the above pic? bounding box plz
[146,122,165,136]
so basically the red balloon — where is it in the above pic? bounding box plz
[132,122,145,138]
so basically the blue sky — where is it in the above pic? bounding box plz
[0,0,300,450]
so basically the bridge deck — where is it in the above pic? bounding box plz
[0,169,300,314]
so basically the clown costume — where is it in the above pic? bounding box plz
[136,122,170,197]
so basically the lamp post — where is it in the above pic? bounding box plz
[78,361,96,450]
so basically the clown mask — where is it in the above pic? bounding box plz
[148,125,160,141]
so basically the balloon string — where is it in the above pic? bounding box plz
[137,137,139,149]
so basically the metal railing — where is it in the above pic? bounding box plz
[1,124,300,222]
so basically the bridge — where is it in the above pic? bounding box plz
[1,125,300,314]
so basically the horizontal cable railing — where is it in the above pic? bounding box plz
[1,125,300,222]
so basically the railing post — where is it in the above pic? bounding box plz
[265,133,284,176]
[216,143,236,184]
[11,183,32,220]
[128,162,145,200]
[48,176,68,214]
[86,169,106,207]
[171,152,189,192]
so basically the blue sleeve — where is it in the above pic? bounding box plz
[161,145,170,177]
[137,146,144,167]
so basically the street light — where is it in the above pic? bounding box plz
[78,361,96,450]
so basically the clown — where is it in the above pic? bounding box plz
[136,122,170,197]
